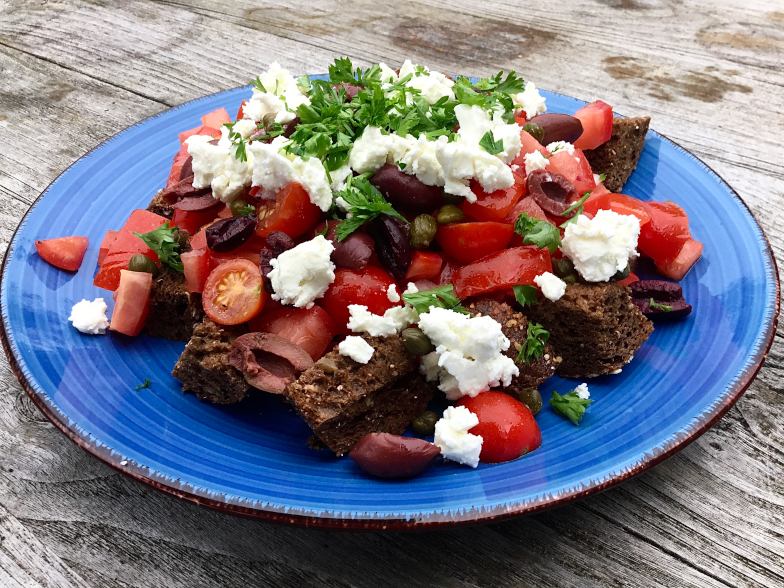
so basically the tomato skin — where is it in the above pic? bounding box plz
[638,201,692,263]
[656,238,703,281]
[511,130,549,167]
[590,182,610,198]
[181,249,211,293]
[572,100,613,150]
[461,173,526,222]
[35,236,89,272]
[618,271,640,287]
[452,246,552,299]
[436,222,514,264]
[583,192,651,226]
[547,149,597,195]
[177,125,221,147]
[255,182,321,239]
[97,231,119,266]
[405,251,443,282]
[201,107,231,129]
[202,259,265,325]
[189,227,209,250]
[170,207,222,236]
[110,270,152,336]
[457,392,542,463]
[248,305,337,361]
[236,100,248,120]
[320,267,397,335]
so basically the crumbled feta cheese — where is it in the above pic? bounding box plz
[404,282,419,294]
[574,383,590,399]
[243,62,310,124]
[378,62,398,84]
[511,81,547,119]
[434,406,483,468]
[291,157,333,211]
[185,134,251,204]
[69,298,109,335]
[524,150,549,176]
[347,304,418,337]
[400,134,443,186]
[329,163,353,191]
[418,307,519,400]
[534,272,567,301]
[546,141,575,155]
[338,336,375,364]
[387,284,400,303]
[561,209,641,282]
[435,135,514,202]
[268,236,336,308]
[398,60,455,104]
[454,104,522,165]
[349,126,394,174]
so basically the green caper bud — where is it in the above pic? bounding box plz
[518,388,543,416]
[172,228,189,249]
[552,258,575,279]
[230,199,251,216]
[401,327,435,356]
[523,122,545,144]
[437,204,465,225]
[262,112,277,131]
[411,410,439,437]
[410,214,438,250]
[562,273,577,285]
[611,264,631,281]
[440,190,464,206]
[128,254,159,277]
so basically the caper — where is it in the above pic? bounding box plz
[437,204,465,225]
[262,112,277,131]
[523,122,545,144]
[128,254,159,277]
[552,258,575,279]
[440,190,464,206]
[411,410,439,437]
[518,388,543,416]
[562,273,577,285]
[410,214,438,250]
[230,198,252,216]
[612,264,631,281]
[171,228,189,249]
[401,327,434,356]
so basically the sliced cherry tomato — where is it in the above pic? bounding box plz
[435,222,514,264]
[236,100,249,120]
[655,238,703,281]
[35,236,89,272]
[110,269,152,336]
[200,107,231,129]
[320,266,397,335]
[208,247,263,270]
[181,249,211,293]
[436,254,462,286]
[202,259,265,325]
[97,230,119,266]
[170,207,222,236]
[255,182,321,239]
[547,148,596,195]
[461,173,525,222]
[618,271,640,287]
[248,305,337,361]
[457,392,542,463]
[452,245,552,299]
[177,125,221,147]
[405,251,443,281]
[638,201,692,263]
[511,130,549,168]
[583,192,651,226]
[573,100,613,150]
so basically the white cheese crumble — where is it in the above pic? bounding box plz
[243,62,310,124]
[268,236,336,308]
[534,272,567,302]
[387,284,400,303]
[434,134,514,202]
[418,307,519,400]
[511,81,547,119]
[561,209,641,282]
[524,150,549,176]
[398,60,455,104]
[346,304,418,337]
[185,134,252,204]
[575,383,590,399]
[338,336,375,364]
[546,141,575,155]
[434,406,483,468]
[348,126,395,174]
[69,298,110,335]
[400,134,443,186]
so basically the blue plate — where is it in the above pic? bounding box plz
[1,83,779,529]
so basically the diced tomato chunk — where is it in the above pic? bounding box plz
[514,113,527,126]
[618,271,639,287]
[248,305,337,361]
[547,149,596,195]
[216,205,233,219]
[591,182,610,198]
[201,108,231,129]
[320,267,398,335]
[656,238,703,281]
[501,195,549,225]
[170,207,222,236]
[35,236,89,272]
[110,270,152,336]
[255,182,321,239]
[511,130,549,167]
[236,100,249,120]
[181,249,211,293]
[177,125,221,147]
[452,246,552,299]
[638,201,692,263]
[573,100,613,150]
[437,255,462,286]
[208,247,263,269]
[189,227,209,250]
[583,192,651,226]
[97,231,119,266]
[405,251,443,281]
[461,173,525,222]
[435,222,514,263]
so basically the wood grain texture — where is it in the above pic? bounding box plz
[0,0,782,586]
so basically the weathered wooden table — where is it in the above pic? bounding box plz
[1,1,782,586]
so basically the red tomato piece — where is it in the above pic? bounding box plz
[216,205,233,219]
[514,113,527,126]
[501,195,550,225]
[208,247,263,269]
[618,271,640,287]
[236,100,249,120]
[248,306,337,361]
[435,222,514,264]
[166,143,192,188]
[35,236,89,272]
[572,100,613,150]
[461,173,525,222]
[202,259,265,325]
[547,149,597,195]
[177,125,221,147]
[110,270,152,336]
[405,251,443,282]
[656,238,703,281]
[200,108,231,129]
[583,192,651,226]
[94,210,168,291]
[457,392,542,463]
[170,207,222,236]
[437,256,462,286]
[320,267,397,335]
[452,245,552,299]
[181,249,211,293]
[97,230,118,266]
[255,182,321,239]
[591,182,610,198]
[638,201,692,263]
[189,227,209,250]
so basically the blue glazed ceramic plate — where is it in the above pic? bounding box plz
[1,82,779,529]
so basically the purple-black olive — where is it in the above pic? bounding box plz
[206,214,258,253]
[526,169,580,216]
[172,193,222,212]
[629,279,692,320]
[370,164,442,214]
[349,433,441,478]
[333,82,361,101]
[282,116,300,138]
[527,113,584,146]
[179,156,194,181]
[332,232,375,269]
[366,216,411,281]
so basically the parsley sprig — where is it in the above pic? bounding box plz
[402,285,469,315]
[517,322,549,364]
[133,222,183,272]
[549,388,593,425]
[649,298,674,312]
[334,176,407,241]
[514,212,561,254]
[479,131,504,155]
[513,284,539,307]
[559,191,592,229]
[135,378,152,391]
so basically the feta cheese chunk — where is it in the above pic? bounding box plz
[561,209,641,282]
[387,284,400,303]
[418,307,519,400]
[524,150,549,176]
[349,126,395,174]
[454,104,522,165]
[185,134,251,204]
[338,336,375,364]
[243,62,310,124]
[534,272,567,301]
[546,141,575,155]
[511,81,547,119]
[574,383,590,399]
[435,135,514,202]
[347,304,418,337]
[434,406,483,468]
[69,298,109,335]
[398,60,455,104]
[268,236,336,308]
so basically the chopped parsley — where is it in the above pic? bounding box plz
[549,388,593,425]
[234,202,256,216]
[517,322,549,364]
[513,284,539,307]
[649,298,674,312]
[334,176,407,241]
[135,378,152,391]
[559,191,593,229]
[402,285,469,315]
[133,222,183,272]
[514,212,561,253]
[479,130,504,155]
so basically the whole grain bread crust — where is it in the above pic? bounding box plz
[584,116,650,193]
[145,266,204,342]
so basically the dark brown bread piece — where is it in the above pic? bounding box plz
[584,116,651,192]
[286,335,432,456]
[146,189,174,219]
[468,299,559,394]
[172,318,250,404]
[144,266,204,342]
[525,282,654,378]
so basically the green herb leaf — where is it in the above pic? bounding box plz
[135,378,152,391]
[559,191,593,229]
[296,74,311,92]
[236,203,256,216]
[516,322,549,364]
[598,173,606,182]
[513,284,539,307]
[334,177,407,241]
[398,162,407,170]
[514,212,561,253]
[133,222,183,272]
[401,285,470,315]
[649,298,674,312]
[479,130,505,155]
[252,77,267,93]
[549,389,593,425]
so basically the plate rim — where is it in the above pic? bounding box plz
[1,83,780,530]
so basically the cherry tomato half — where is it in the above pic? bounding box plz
[320,266,397,334]
[461,173,525,222]
[435,222,514,263]
[202,259,265,325]
[452,245,551,299]
[248,305,337,361]
[255,182,321,239]
[638,201,692,263]
[583,192,651,226]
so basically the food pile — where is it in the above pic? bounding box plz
[38,59,703,478]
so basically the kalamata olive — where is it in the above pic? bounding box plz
[517,388,543,416]
[522,122,545,144]
[527,113,584,145]
[410,214,438,250]
[401,327,434,356]
[128,254,158,277]
[172,193,222,212]
[629,279,683,301]
[349,433,441,478]
[282,116,300,138]
[411,410,439,436]
[332,232,375,269]
[160,176,211,205]
[178,155,194,181]
[367,216,412,281]
[526,169,580,216]
[437,204,465,225]
[440,191,464,205]
[333,82,361,101]
[228,332,314,394]
[259,231,295,294]
[370,164,442,214]
[629,279,692,320]
[206,214,258,253]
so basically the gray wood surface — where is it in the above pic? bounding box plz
[1,0,782,586]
